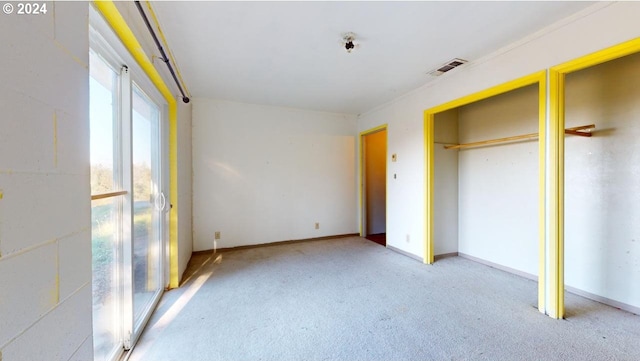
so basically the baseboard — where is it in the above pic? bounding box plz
[565,285,640,315]
[458,253,538,282]
[458,253,639,315]
[434,252,458,261]
[387,244,424,263]
[194,233,360,254]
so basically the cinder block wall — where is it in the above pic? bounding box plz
[0,2,93,360]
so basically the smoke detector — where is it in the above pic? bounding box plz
[428,58,468,76]
[342,32,359,53]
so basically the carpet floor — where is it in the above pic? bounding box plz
[128,236,640,361]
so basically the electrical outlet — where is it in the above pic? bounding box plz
[315,222,320,230]
[214,231,221,240]
[406,234,410,243]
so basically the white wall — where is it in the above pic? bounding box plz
[0,2,93,360]
[364,130,386,235]
[457,86,539,275]
[192,99,357,251]
[564,52,640,310]
[357,2,640,262]
[177,102,193,280]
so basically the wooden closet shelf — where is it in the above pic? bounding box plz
[444,124,595,150]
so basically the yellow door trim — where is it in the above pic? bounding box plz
[93,1,180,288]
[538,71,548,314]
[544,36,640,318]
[423,112,434,264]
[424,72,544,115]
[359,124,388,237]
[551,37,640,74]
[546,69,564,319]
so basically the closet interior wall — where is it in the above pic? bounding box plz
[434,110,459,256]
[455,85,540,276]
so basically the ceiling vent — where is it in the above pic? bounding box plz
[428,58,468,76]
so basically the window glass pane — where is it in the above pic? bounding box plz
[91,197,120,361]
[90,50,121,361]
[90,50,117,195]
[132,85,162,326]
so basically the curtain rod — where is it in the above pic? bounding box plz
[134,1,190,104]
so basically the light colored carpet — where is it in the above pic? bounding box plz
[128,237,640,361]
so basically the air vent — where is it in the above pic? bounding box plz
[428,58,468,76]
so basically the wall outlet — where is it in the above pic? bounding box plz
[406,234,410,243]
[214,231,221,240]
[315,222,320,230]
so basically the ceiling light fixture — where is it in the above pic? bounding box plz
[342,32,359,53]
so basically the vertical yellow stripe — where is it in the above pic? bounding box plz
[93,1,180,289]
[547,69,564,319]
[53,241,60,305]
[358,132,364,237]
[424,112,434,264]
[537,72,547,313]
[53,112,58,167]
[556,73,565,318]
[169,102,179,288]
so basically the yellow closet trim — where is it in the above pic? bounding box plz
[552,37,640,74]
[425,72,545,115]
[423,113,434,264]
[544,36,640,319]
[423,71,546,304]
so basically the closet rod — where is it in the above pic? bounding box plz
[444,124,595,150]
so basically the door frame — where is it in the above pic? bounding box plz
[90,5,168,357]
[359,124,388,238]
[423,71,545,311]
[93,0,181,289]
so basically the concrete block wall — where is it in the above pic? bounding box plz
[0,2,93,361]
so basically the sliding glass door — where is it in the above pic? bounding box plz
[131,85,164,334]
[90,44,166,361]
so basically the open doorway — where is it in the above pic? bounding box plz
[361,127,387,246]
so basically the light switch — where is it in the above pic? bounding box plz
[391,154,397,162]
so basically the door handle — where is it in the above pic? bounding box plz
[159,192,166,211]
[155,192,166,211]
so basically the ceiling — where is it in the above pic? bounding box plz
[152,1,594,115]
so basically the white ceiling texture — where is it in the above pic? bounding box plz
[152,1,594,115]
